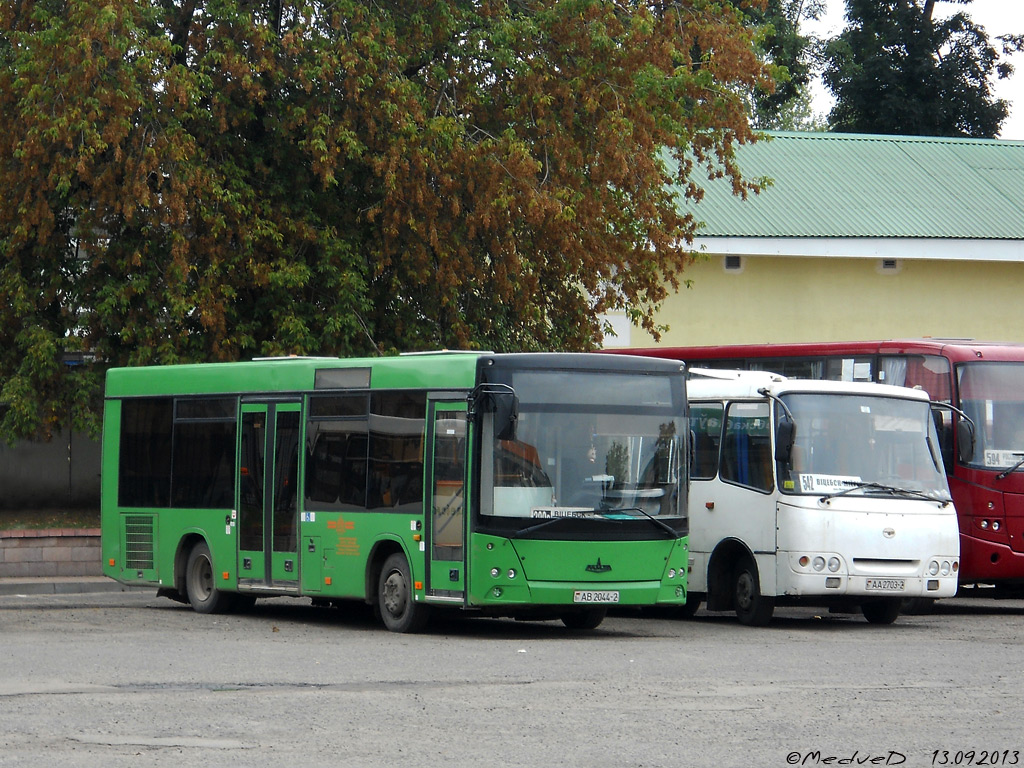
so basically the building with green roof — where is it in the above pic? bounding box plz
[603,131,1024,347]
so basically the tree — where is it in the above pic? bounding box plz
[822,0,1019,137]
[0,0,773,441]
[746,0,826,129]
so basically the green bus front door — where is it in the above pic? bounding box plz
[238,401,301,592]
[425,401,468,601]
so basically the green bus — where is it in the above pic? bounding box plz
[101,352,689,632]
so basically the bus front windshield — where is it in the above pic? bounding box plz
[776,393,950,501]
[957,363,1024,473]
[480,370,686,525]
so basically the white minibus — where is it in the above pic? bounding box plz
[686,370,960,625]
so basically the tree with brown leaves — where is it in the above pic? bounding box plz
[0,0,772,439]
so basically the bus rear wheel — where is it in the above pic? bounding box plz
[862,598,901,625]
[378,553,430,633]
[560,608,607,630]
[185,541,234,615]
[733,558,774,627]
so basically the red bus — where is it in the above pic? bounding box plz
[613,340,1024,594]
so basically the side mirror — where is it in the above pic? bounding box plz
[470,384,519,441]
[956,418,976,464]
[492,391,519,442]
[774,420,796,463]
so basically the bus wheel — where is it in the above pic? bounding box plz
[378,553,430,633]
[185,541,233,615]
[733,558,774,627]
[560,608,607,630]
[676,595,702,619]
[862,598,901,625]
[901,597,936,615]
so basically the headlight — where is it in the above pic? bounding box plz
[491,568,500,578]
[928,560,940,576]
[940,561,952,576]
[827,557,841,572]
[812,556,826,572]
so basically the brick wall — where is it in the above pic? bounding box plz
[0,529,101,578]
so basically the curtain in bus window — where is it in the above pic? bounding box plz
[902,355,951,401]
[118,398,172,508]
[720,403,773,492]
[880,357,908,388]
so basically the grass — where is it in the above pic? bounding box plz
[0,508,100,532]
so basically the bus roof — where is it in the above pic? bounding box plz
[104,352,487,398]
[104,351,688,398]
[615,339,1024,364]
[687,369,933,402]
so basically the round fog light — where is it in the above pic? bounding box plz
[507,569,517,579]
[491,568,500,578]
[993,521,1001,531]
[828,557,840,572]
[812,556,826,572]
[668,568,676,579]
[928,560,940,576]
[941,561,951,576]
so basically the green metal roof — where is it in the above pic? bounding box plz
[682,131,1024,239]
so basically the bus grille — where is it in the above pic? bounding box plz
[124,515,155,570]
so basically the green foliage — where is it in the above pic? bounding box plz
[822,0,1010,137]
[0,0,773,440]
[745,0,826,129]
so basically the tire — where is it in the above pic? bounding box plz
[560,608,607,630]
[378,553,430,633]
[185,541,234,615]
[862,598,901,625]
[676,594,702,619]
[901,597,936,615]
[733,557,774,627]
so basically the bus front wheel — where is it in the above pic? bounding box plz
[378,553,430,633]
[862,598,901,625]
[733,558,774,627]
[185,541,234,615]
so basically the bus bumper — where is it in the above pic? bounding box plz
[472,579,687,608]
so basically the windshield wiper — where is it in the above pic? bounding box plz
[821,481,951,507]
[603,506,679,539]
[996,454,1024,480]
[511,512,616,539]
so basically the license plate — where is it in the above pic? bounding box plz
[865,578,905,591]
[573,590,620,604]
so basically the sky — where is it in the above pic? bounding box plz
[802,0,1024,140]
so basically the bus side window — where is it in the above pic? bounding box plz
[720,403,773,493]
[884,354,954,472]
[690,403,724,480]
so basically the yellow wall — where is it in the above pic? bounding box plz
[614,255,1024,347]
